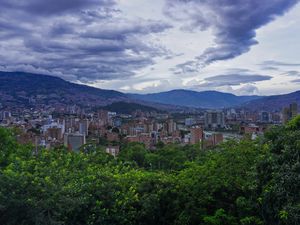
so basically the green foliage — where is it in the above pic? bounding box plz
[286,115,300,130]
[0,122,299,225]
[118,142,148,167]
[203,209,238,225]
[257,122,300,225]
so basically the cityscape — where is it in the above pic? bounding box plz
[1,0,300,224]
[0,96,298,155]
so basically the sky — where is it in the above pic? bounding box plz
[0,0,300,96]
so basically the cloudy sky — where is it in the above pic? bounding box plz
[0,0,300,95]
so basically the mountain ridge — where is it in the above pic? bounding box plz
[0,71,127,107]
[1,71,299,111]
[242,90,300,111]
[128,89,262,109]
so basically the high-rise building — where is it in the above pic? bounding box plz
[98,110,109,125]
[290,103,298,118]
[259,111,271,123]
[282,107,290,124]
[167,119,176,134]
[79,119,89,136]
[190,127,203,144]
[282,103,298,124]
[64,133,86,152]
[204,111,225,129]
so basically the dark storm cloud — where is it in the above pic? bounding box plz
[81,21,172,40]
[0,0,171,82]
[0,0,114,16]
[197,74,272,88]
[165,0,299,73]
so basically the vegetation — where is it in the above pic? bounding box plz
[0,116,300,225]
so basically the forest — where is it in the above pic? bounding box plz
[0,116,300,225]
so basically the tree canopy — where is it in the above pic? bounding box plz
[0,117,300,224]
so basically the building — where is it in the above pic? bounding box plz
[259,111,271,123]
[64,133,86,152]
[204,111,225,129]
[190,127,203,144]
[41,121,65,139]
[106,132,120,142]
[105,146,120,157]
[185,118,196,126]
[211,133,223,145]
[290,103,298,118]
[282,107,290,124]
[79,119,89,136]
[46,127,63,140]
[167,119,176,134]
[98,110,109,125]
[125,133,154,149]
[240,124,266,135]
[282,103,298,124]
[2,111,11,120]
[112,117,122,127]
[205,133,224,147]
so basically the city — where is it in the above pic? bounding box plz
[0,102,298,155]
[1,0,300,224]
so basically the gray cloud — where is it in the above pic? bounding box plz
[260,60,300,67]
[0,0,115,16]
[283,70,300,76]
[171,61,199,74]
[165,0,299,73]
[235,84,260,95]
[291,79,300,83]
[213,84,260,95]
[260,66,280,71]
[197,74,272,88]
[0,0,171,82]
[225,68,252,74]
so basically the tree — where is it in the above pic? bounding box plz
[257,116,300,225]
[118,143,147,167]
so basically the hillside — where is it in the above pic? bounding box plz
[101,102,163,114]
[129,89,262,109]
[1,71,300,112]
[0,71,127,107]
[242,90,300,111]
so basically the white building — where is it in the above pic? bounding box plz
[105,146,120,157]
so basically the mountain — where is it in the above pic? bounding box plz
[128,89,262,109]
[0,71,127,107]
[242,91,300,111]
[101,102,163,114]
[1,71,299,112]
